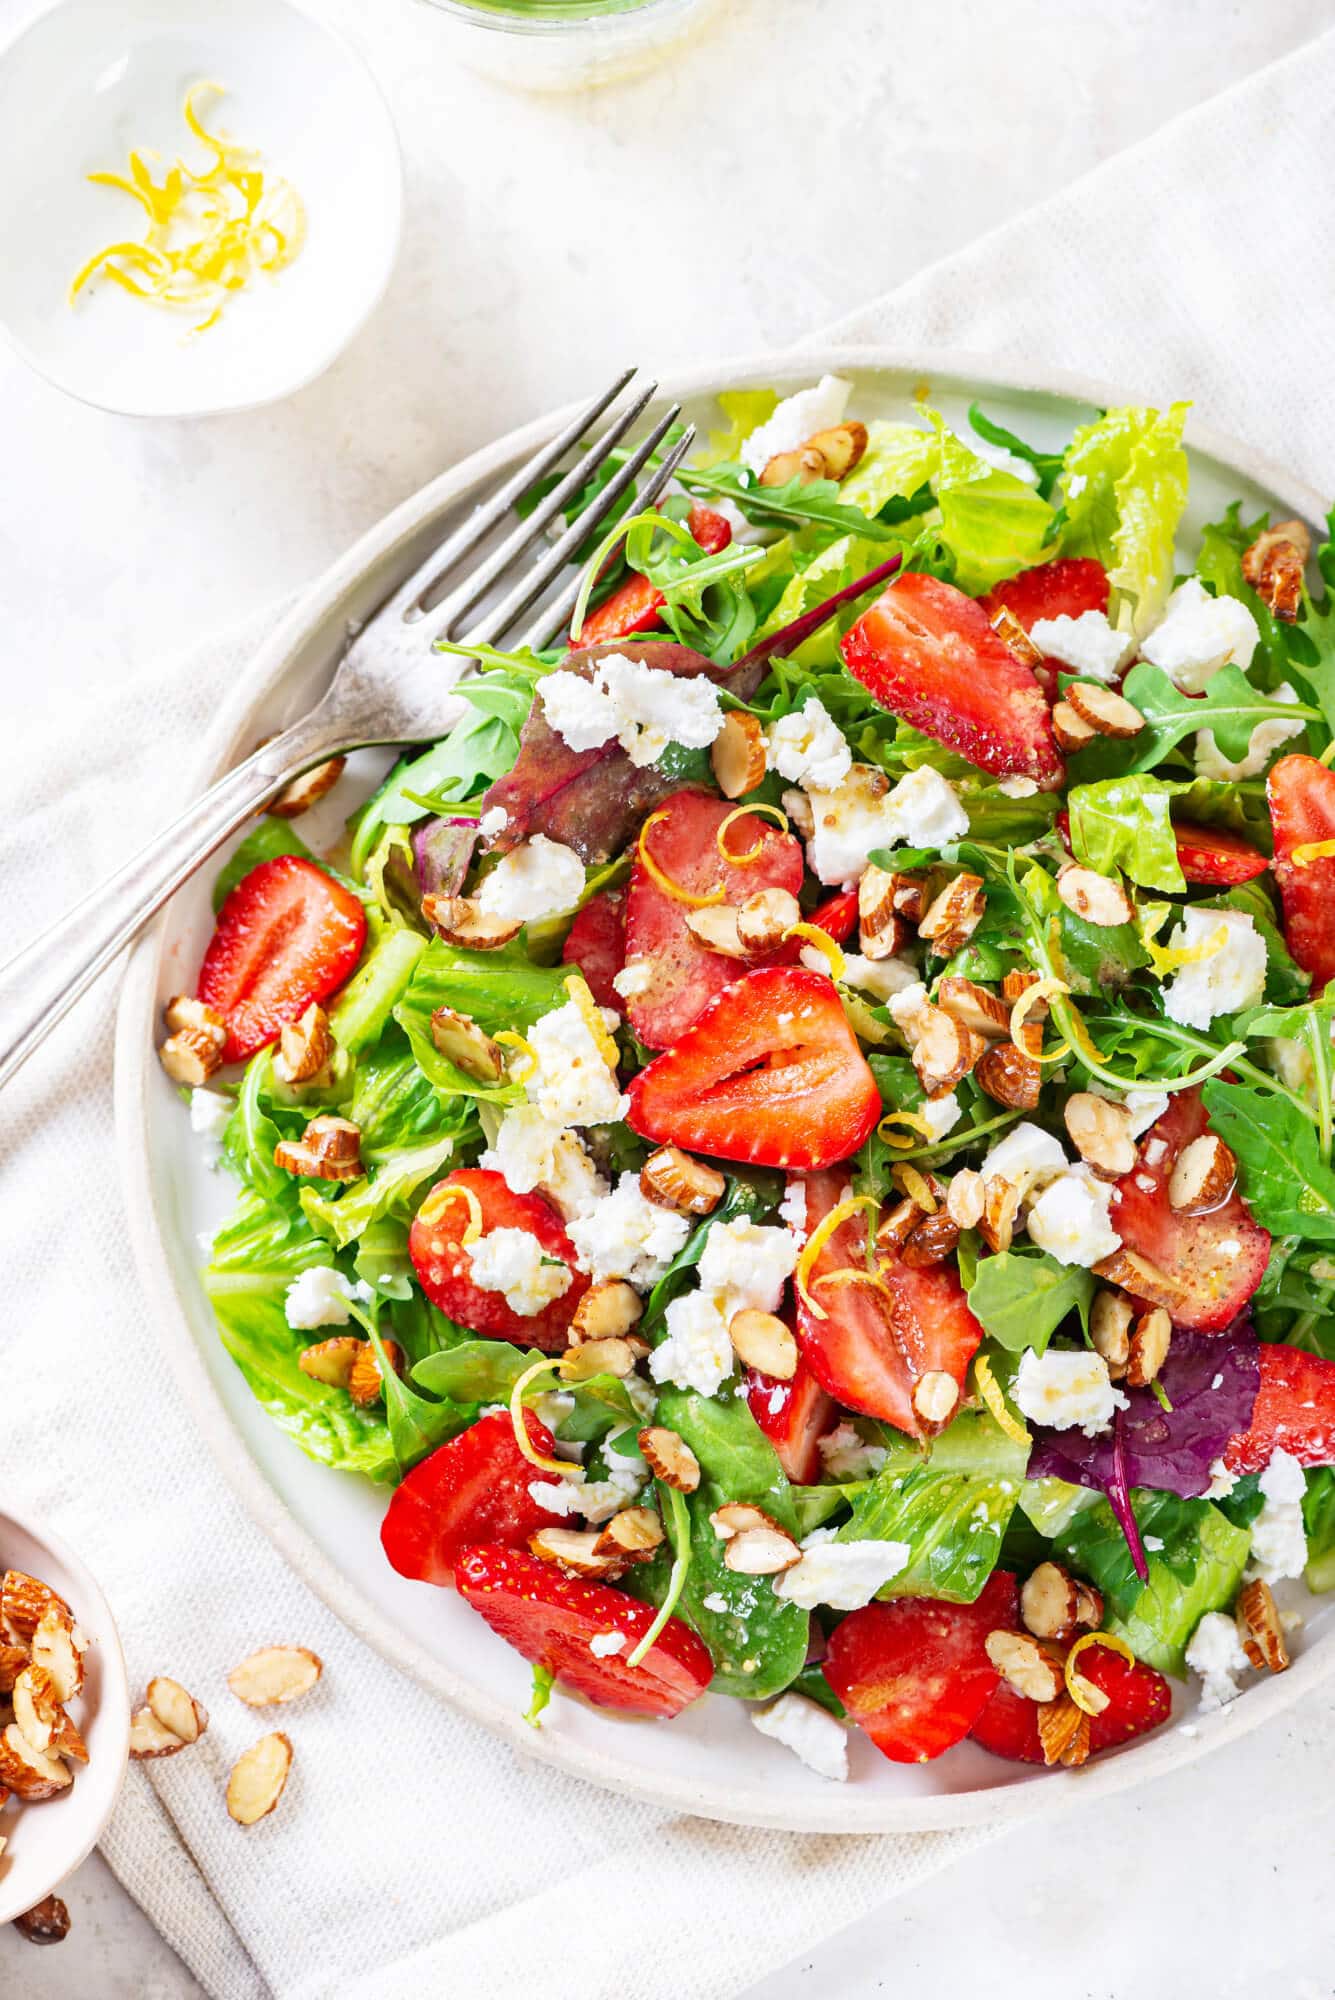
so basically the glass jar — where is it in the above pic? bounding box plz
[418,0,718,92]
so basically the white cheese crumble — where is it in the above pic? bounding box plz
[767,698,853,793]
[887,981,935,1040]
[478,805,509,840]
[803,764,967,887]
[1124,1088,1171,1137]
[697,1216,800,1317]
[778,1177,808,1244]
[740,375,852,475]
[525,997,627,1129]
[1161,907,1266,1030]
[650,1289,735,1399]
[589,1630,627,1659]
[539,652,724,768]
[1185,1609,1250,1712]
[1140,577,1260,692]
[480,1104,565,1194]
[917,1091,963,1143]
[567,1172,691,1287]
[475,835,585,924]
[818,1423,887,1482]
[1195,681,1304,780]
[1248,1447,1309,1583]
[773,1534,911,1610]
[468,1227,572,1317]
[528,1455,645,1525]
[284,1265,357,1331]
[701,1591,729,1615]
[751,1693,849,1781]
[612,957,655,1000]
[189,1087,232,1142]
[1028,609,1134,683]
[538,1130,609,1223]
[979,1121,1069,1189]
[1025,1170,1122,1268]
[1013,1348,1129,1436]
[840,953,921,1003]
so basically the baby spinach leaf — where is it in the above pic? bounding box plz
[1200,1080,1335,1240]
[967,1251,1095,1354]
[1053,1488,1250,1675]
[639,1172,783,1338]
[1067,776,1186,893]
[787,1663,847,1719]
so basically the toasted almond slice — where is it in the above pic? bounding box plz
[30,1608,83,1703]
[569,1281,644,1344]
[985,1628,1063,1702]
[640,1144,726,1216]
[561,1335,637,1382]
[226,1732,293,1826]
[348,1337,404,1409]
[1089,1288,1133,1379]
[1037,1694,1090,1767]
[0,1721,70,1800]
[857,863,906,960]
[159,1025,225,1086]
[593,1508,664,1560]
[684,904,748,958]
[1126,1307,1172,1389]
[275,1114,363,1183]
[737,886,802,954]
[129,1705,188,1759]
[1020,1561,1081,1642]
[268,756,346,819]
[937,976,1011,1040]
[759,443,828,488]
[1056,864,1134,928]
[163,994,227,1044]
[12,1894,71,1945]
[804,421,869,481]
[147,1676,208,1747]
[728,1308,797,1380]
[911,1008,986,1097]
[13,1665,87,1763]
[709,1501,778,1540]
[912,1369,960,1425]
[1167,1133,1236,1214]
[529,1527,626,1578]
[421,895,522,951]
[297,1335,361,1389]
[1,1571,69,1644]
[429,1006,505,1083]
[902,1212,961,1271]
[1051,700,1096,753]
[877,1196,924,1254]
[1091,1247,1184,1311]
[946,1169,985,1231]
[1236,1577,1290,1672]
[1074,1581,1105,1630]
[273,1003,334,1086]
[891,872,927,924]
[918,873,986,953]
[1064,1092,1136,1178]
[1003,968,1045,1012]
[1242,521,1310,622]
[990,604,1045,670]
[975,1040,1041,1111]
[638,1427,701,1494]
[724,1525,802,1575]
[0,1644,28,1694]
[1065,682,1144,739]
[711,711,768,799]
[977,1176,1021,1256]
[227,1646,324,1709]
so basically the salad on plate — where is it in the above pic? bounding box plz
[159,377,1335,1782]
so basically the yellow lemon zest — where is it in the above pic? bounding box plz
[416,1180,483,1244]
[784,922,846,981]
[494,1030,539,1084]
[564,972,621,1072]
[795,1196,881,1322]
[509,1359,572,1476]
[813,1267,896,1305]
[637,811,725,908]
[973,1355,1030,1449]
[890,1163,938,1213]
[1143,916,1230,977]
[1008,975,1070,1064]
[716,802,789,865]
[1065,1631,1137,1716]
[1292,839,1335,868]
[876,1110,934,1150]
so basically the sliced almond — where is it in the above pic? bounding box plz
[990,604,1045,670]
[918,873,986,954]
[724,1525,802,1575]
[12,1894,71,1946]
[147,1676,208,1747]
[1065,682,1144,739]
[1051,701,1096,754]
[684,904,748,958]
[1036,1694,1091,1768]
[1089,1288,1134,1380]
[1064,1092,1136,1178]
[912,1369,960,1425]
[977,1176,1021,1256]
[877,1196,924,1254]
[759,443,827,488]
[160,995,227,1083]
[1003,968,1045,1013]
[0,1721,70,1800]
[1091,1247,1184,1312]
[803,420,869,481]
[975,1040,1042,1112]
[640,1145,726,1216]
[274,1114,363,1183]
[1242,520,1310,622]
[902,1212,961,1271]
[638,1426,701,1494]
[946,1169,985,1231]
[269,756,346,818]
[429,1006,505,1084]
[129,1705,188,1759]
[1236,1577,1290,1673]
[911,1008,986,1096]
[348,1337,404,1409]
[420,895,522,951]
[298,1335,361,1388]
[857,864,906,960]
[737,886,802,954]
[728,1309,797,1381]
[529,1526,625,1577]
[711,711,768,799]
[226,1731,293,1826]
[561,1335,637,1381]
[986,1628,1064,1703]
[1167,1133,1236,1214]
[593,1509,664,1561]
[1056,864,1134,928]
[0,1644,28,1694]
[273,1002,334,1086]
[1,1571,68,1644]
[709,1501,779,1539]
[227,1645,324,1709]
[1020,1561,1081,1642]
[937,976,1011,1040]
[12,1665,86,1764]
[569,1280,644,1344]
[30,1607,84,1703]
[1126,1307,1172,1389]
[891,872,927,925]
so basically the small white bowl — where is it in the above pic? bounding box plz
[0,1503,130,1926]
[0,0,402,416]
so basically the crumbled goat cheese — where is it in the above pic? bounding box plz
[478,806,509,840]
[980,1121,1069,1189]
[840,953,920,1003]
[650,1289,735,1399]
[589,1630,627,1659]
[767,698,853,793]
[567,1172,691,1287]
[779,1178,808,1243]
[540,653,724,769]
[1124,1089,1170,1137]
[1185,1610,1251,1712]
[190,1087,233,1143]
[697,1216,800,1316]
[1204,1458,1239,1501]
[1013,1348,1128,1436]
[480,1104,566,1194]
[888,981,935,1038]
[475,835,585,924]
[774,1535,911,1610]
[1161,908,1266,1030]
[612,957,655,1000]
[917,1092,962,1143]
[751,1693,849,1781]
[538,1130,609,1223]
[1195,681,1305,780]
[1028,609,1134,683]
[1026,1170,1122,1268]
[1139,577,1259,692]
[468,1227,572,1317]
[998,776,1039,798]
[284,1265,357,1331]
[818,1423,888,1481]
[529,1457,645,1525]
[803,765,966,886]
[1248,1447,1309,1583]
[525,997,627,1128]
[740,375,852,474]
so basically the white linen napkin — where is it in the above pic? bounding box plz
[5,20,1335,1997]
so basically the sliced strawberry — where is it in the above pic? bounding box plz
[625,967,880,1172]
[456,1545,713,1717]
[1109,1087,1270,1332]
[824,1570,1019,1764]
[841,572,1064,789]
[561,888,626,1015]
[408,1168,589,1351]
[197,854,366,1063]
[1269,753,1335,989]
[574,505,733,646]
[794,1171,985,1437]
[1224,1343,1335,1474]
[623,787,805,1049]
[746,1353,836,1484]
[971,1640,1171,1765]
[380,1411,565,1587]
[807,887,860,945]
[980,557,1110,630]
[1173,822,1270,887]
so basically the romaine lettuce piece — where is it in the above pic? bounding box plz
[1059,403,1189,636]
[330,929,427,1055]
[1053,1488,1250,1675]
[930,423,1055,593]
[394,939,569,1104]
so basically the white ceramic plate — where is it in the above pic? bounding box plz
[0,0,401,416]
[116,350,1334,1831]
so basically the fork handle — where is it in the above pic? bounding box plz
[0,712,343,1092]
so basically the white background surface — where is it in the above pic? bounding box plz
[4,0,1335,1992]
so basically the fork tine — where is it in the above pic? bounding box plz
[427,378,660,635]
[515,425,699,652]
[460,403,685,651]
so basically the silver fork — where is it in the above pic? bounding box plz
[0,370,696,1091]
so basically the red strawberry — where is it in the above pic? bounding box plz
[408,1168,589,1351]
[1109,1087,1270,1331]
[1224,1343,1335,1474]
[971,1641,1172,1765]
[794,1171,984,1437]
[625,968,881,1172]
[624,788,806,1049]
[746,1353,836,1484]
[841,572,1064,789]
[456,1545,713,1717]
[561,888,626,1015]
[980,557,1110,631]
[197,855,366,1063]
[824,1571,1019,1764]
[805,887,860,946]
[1173,822,1270,887]
[575,504,732,646]
[1269,753,1335,989]
[380,1411,566,1587]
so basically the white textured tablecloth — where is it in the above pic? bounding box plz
[4,21,1335,1998]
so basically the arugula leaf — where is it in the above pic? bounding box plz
[1059,403,1189,635]
[1195,503,1299,693]
[1109,662,1320,775]
[967,1252,1096,1355]
[1053,1488,1250,1675]
[1067,776,1185,893]
[372,672,534,826]
[1200,1079,1335,1240]
[1213,880,1309,1006]
[682,461,899,544]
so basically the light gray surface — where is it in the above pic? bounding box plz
[4,0,1335,1991]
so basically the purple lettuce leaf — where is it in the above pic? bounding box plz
[412,817,478,898]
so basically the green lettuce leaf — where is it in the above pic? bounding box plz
[1200,1079,1335,1240]
[330,930,427,1055]
[930,421,1056,593]
[393,939,569,1104]
[1303,1467,1335,1593]
[967,1251,1096,1355]
[700,388,778,465]
[1067,775,1186,893]
[1059,403,1189,635]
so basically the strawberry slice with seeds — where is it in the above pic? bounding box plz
[1109,1087,1270,1332]
[1269,753,1335,989]
[381,1411,566,1587]
[1173,822,1270,887]
[971,1641,1171,1765]
[623,788,805,1050]
[746,1352,836,1484]
[841,572,1064,788]
[456,1545,713,1717]
[561,888,626,1015]
[408,1168,588,1351]
[625,967,880,1172]
[824,1571,1019,1764]
[793,1171,984,1437]
[197,855,366,1063]
[980,557,1110,630]
[1223,1343,1335,1474]
[575,504,733,646]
